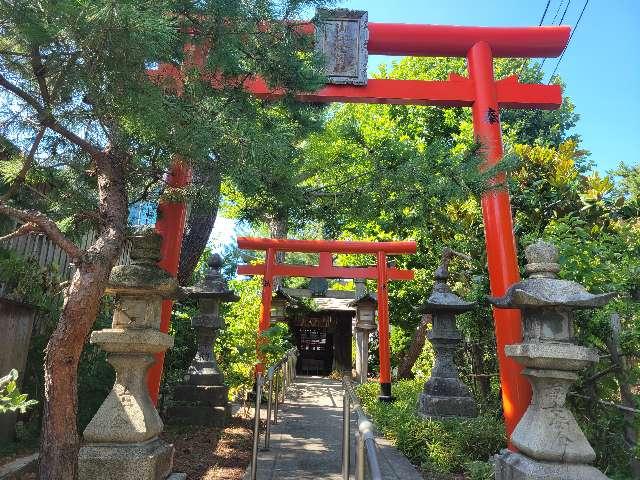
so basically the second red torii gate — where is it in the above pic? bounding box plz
[149,13,571,443]
[237,237,417,401]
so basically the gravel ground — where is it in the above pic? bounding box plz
[163,415,253,480]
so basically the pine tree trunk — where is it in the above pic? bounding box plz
[397,314,431,379]
[38,150,128,480]
[177,168,221,285]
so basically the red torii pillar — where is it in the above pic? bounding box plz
[150,20,570,443]
[236,237,417,401]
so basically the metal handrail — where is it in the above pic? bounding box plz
[342,376,383,480]
[249,347,298,480]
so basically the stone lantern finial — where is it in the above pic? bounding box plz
[524,239,560,279]
[491,239,614,480]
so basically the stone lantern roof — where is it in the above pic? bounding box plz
[489,240,614,309]
[347,292,377,308]
[107,229,178,298]
[183,254,239,302]
[418,250,475,314]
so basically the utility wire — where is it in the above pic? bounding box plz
[551,0,567,24]
[518,0,555,76]
[541,0,572,69]
[558,0,573,24]
[539,0,552,25]
[548,0,590,83]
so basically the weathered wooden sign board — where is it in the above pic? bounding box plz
[314,9,368,85]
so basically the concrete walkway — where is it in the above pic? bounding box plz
[246,376,423,480]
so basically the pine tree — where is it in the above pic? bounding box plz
[0,1,327,477]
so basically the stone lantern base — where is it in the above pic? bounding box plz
[78,439,185,480]
[494,449,610,480]
[166,384,231,427]
[419,393,477,419]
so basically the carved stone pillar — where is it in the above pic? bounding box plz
[166,254,239,426]
[78,229,184,480]
[490,240,614,480]
[418,254,477,418]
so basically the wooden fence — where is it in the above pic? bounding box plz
[0,226,131,296]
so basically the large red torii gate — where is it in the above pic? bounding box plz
[149,14,570,442]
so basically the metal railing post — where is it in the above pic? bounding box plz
[273,369,280,425]
[356,431,365,480]
[250,372,263,480]
[342,391,350,480]
[264,373,274,450]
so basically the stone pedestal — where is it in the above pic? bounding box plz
[418,250,477,419]
[490,240,613,480]
[78,229,183,480]
[166,254,238,427]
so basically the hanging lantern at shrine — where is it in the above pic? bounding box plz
[270,288,291,324]
[349,293,378,331]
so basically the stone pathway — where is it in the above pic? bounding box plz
[245,376,423,480]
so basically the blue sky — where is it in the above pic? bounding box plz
[213,1,639,247]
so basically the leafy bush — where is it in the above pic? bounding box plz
[0,369,37,414]
[356,379,505,475]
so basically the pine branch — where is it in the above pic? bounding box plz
[0,125,47,202]
[0,73,104,159]
[30,45,52,106]
[0,202,82,260]
[0,222,39,242]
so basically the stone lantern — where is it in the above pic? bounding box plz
[417,250,477,419]
[349,288,377,383]
[167,254,239,427]
[78,229,184,480]
[490,240,614,480]
[270,287,290,324]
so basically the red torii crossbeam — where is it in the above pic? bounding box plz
[149,16,570,445]
[237,237,417,401]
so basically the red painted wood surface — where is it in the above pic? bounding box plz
[237,237,417,254]
[237,263,414,281]
[376,251,392,391]
[468,41,531,447]
[148,160,192,406]
[292,22,569,58]
[243,75,562,109]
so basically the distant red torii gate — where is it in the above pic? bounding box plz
[148,14,571,443]
[236,237,417,401]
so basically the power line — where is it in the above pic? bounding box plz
[539,0,552,25]
[519,0,555,76]
[541,0,572,70]
[551,0,567,24]
[548,0,590,83]
[558,0,573,24]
